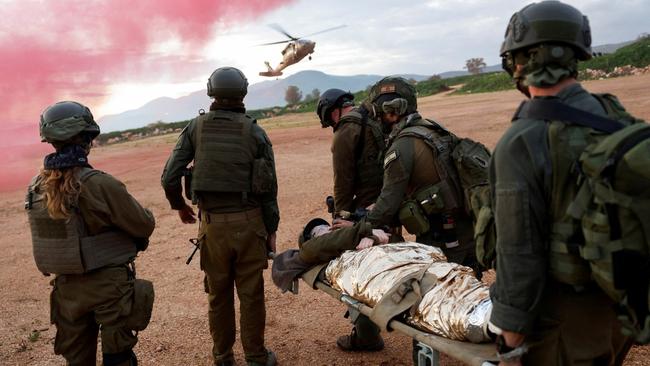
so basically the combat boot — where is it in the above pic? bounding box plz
[246,349,277,366]
[215,360,235,366]
[336,328,385,352]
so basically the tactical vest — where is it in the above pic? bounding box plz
[392,116,464,212]
[26,168,138,275]
[191,110,258,193]
[337,109,385,190]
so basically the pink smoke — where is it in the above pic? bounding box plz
[0,0,293,192]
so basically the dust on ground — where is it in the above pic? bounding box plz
[1,75,649,365]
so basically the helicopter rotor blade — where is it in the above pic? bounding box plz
[268,23,298,41]
[299,24,347,38]
[256,39,292,46]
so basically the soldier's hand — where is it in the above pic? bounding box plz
[266,231,277,255]
[371,229,390,244]
[332,218,354,229]
[178,204,197,224]
[356,237,374,250]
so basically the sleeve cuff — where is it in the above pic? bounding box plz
[489,287,537,334]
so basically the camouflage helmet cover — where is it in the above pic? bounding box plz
[500,0,592,60]
[39,101,100,143]
[367,76,417,115]
[207,67,249,99]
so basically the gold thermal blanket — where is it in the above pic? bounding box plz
[325,242,491,343]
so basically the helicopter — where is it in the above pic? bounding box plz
[258,23,346,77]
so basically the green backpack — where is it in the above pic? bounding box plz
[517,94,650,343]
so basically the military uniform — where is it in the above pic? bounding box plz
[331,107,385,215]
[367,113,477,267]
[161,106,279,365]
[29,170,155,365]
[489,83,632,364]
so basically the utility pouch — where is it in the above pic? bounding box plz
[251,158,274,194]
[126,279,155,331]
[413,185,445,215]
[398,200,430,235]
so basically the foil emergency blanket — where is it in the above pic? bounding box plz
[325,242,491,343]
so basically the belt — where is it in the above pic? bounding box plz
[203,208,262,223]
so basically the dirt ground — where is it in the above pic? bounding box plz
[2,74,650,365]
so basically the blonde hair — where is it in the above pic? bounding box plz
[39,167,82,219]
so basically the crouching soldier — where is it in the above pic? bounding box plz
[27,101,156,366]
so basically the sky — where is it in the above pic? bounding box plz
[0,0,647,186]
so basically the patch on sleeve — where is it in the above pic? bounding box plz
[384,150,398,168]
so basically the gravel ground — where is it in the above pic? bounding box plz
[1,74,649,365]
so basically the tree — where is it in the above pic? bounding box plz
[285,85,302,105]
[303,88,321,103]
[427,74,442,81]
[464,57,487,75]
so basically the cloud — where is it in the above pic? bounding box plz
[0,0,294,142]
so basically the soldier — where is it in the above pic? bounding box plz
[316,89,388,351]
[488,1,636,364]
[161,67,279,366]
[27,101,156,366]
[316,88,385,221]
[365,77,478,269]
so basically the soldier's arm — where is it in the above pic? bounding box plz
[489,121,550,335]
[81,173,155,239]
[331,122,361,213]
[256,126,280,233]
[366,138,414,227]
[161,121,195,210]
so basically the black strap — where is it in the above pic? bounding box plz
[354,108,368,163]
[515,98,626,134]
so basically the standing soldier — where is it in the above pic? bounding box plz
[488,1,640,364]
[161,67,279,366]
[365,77,478,269]
[27,101,156,366]
[316,89,385,220]
[316,89,387,352]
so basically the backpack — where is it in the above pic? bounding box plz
[517,94,650,343]
[395,116,494,262]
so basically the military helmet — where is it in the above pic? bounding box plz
[500,1,592,60]
[39,101,100,143]
[316,88,354,128]
[207,67,248,99]
[367,76,417,115]
[298,218,330,246]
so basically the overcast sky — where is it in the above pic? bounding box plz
[1,0,648,126]
[101,0,650,116]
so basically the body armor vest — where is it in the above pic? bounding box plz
[26,168,137,275]
[191,110,258,193]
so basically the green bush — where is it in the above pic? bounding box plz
[453,72,512,94]
[581,37,650,72]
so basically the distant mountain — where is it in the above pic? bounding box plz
[592,40,634,55]
[98,70,429,132]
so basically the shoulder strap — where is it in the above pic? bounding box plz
[514,98,626,134]
[78,167,101,182]
[354,109,368,162]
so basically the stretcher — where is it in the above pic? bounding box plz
[298,272,499,366]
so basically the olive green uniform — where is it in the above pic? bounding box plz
[161,108,279,365]
[367,113,476,267]
[331,108,385,214]
[489,83,631,365]
[46,171,155,365]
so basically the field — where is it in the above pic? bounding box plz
[1,74,649,365]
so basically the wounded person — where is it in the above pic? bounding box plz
[271,218,390,291]
[272,218,492,344]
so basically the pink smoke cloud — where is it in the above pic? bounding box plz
[0,0,293,192]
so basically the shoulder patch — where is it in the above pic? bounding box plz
[384,150,398,168]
